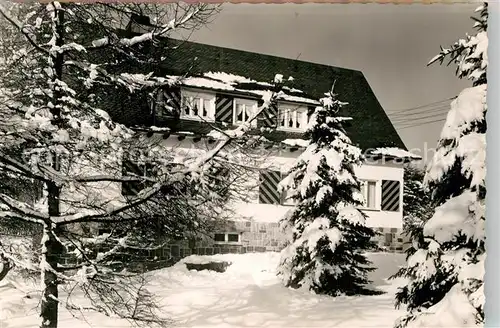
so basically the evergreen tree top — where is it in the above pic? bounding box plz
[280,86,365,211]
[428,3,487,86]
[423,3,487,202]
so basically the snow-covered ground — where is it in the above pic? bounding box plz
[0,252,406,328]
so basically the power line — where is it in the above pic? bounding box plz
[396,118,447,130]
[392,111,449,124]
[391,107,449,123]
[388,104,450,118]
[386,97,456,116]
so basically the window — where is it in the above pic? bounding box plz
[181,90,215,121]
[98,228,112,236]
[149,88,181,120]
[233,99,257,126]
[213,232,241,244]
[227,234,239,242]
[214,233,226,242]
[360,180,377,209]
[278,105,307,131]
[122,159,156,197]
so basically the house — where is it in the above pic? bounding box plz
[99,26,420,254]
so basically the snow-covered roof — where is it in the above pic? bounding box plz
[367,147,422,160]
[168,71,320,106]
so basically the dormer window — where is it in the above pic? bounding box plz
[233,98,258,126]
[181,90,216,121]
[278,105,308,131]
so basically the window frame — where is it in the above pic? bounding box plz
[213,232,241,245]
[121,158,156,197]
[359,179,379,211]
[180,89,216,122]
[233,98,258,127]
[277,103,308,132]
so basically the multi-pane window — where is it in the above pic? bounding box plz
[233,99,257,126]
[360,180,377,209]
[213,233,241,244]
[121,159,155,197]
[149,88,182,120]
[278,106,307,131]
[214,233,226,242]
[181,90,215,121]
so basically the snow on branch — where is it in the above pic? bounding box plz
[54,182,164,225]
[89,6,202,49]
[368,147,422,160]
[0,153,50,183]
[0,193,48,223]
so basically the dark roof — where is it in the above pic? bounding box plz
[105,36,406,151]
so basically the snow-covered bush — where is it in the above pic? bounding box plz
[393,4,487,327]
[277,86,377,296]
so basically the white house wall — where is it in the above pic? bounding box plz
[354,162,404,229]
[154,136,404,230]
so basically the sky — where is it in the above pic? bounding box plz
[185,3,478,162]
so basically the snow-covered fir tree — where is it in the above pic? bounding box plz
[393,4,487,327]
[277,86,377,296]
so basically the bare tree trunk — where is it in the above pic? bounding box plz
[40,223,63,328]
[40,4,65,327]
[0,251,12,281]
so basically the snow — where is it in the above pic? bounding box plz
[0,252,407,328]
[91,37,108,47]
[162,72,319,106]
[425,85,486,186]
[281,138,309,148]
[337,205,366,226]
[404,284,478,328]
[180,76,236,91]
[249,89,320,105]
[369,148,422,160]
[423,191,481,243]
[203,72,255,84]
[439,85,486,141]
[456,132,486,189]
[149,126,171,132]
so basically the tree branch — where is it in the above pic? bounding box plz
[0,193,48,223]
[0,153,50,183]
[0,3,49,55]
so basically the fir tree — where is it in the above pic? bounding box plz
[397,165,435,255]
[393,4,487,327]
[277,85,377,296]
